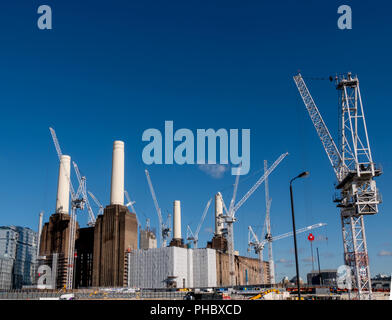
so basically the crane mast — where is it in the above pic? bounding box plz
[264,160,275,285]
[49,127,81,289]
[187,198,212,248]
[73,161,96,227]
[124,190,140,229]
[88,191,104,216]
[224,152,288,287]
[248,222,327,285]
[293,73,382,300]
[145,169,171,247]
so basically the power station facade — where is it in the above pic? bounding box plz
[37,139,269,290]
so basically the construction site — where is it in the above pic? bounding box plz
[0,72,389,301]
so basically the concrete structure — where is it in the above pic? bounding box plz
[290,275,304,285]
[139,228,157,250]
[38,154,74,289]
[205,193,227,252]
[92,205,138,287]
[215,193,224,235]
[37,212,44,259]
[13,227,38,289]
[371,274,391,291]
[74,227,94,288]
[56,155,71,214]
[169,200,185,248]
[206,235,227,252]
[127,247,216,289]
[0,226,18,259]
[110,141,124,206]
[173,200,181,239]
[0,226,38,289]
[215,251,268,286]
[39,214,79,288]
[127,247,267,289]
[92,140,138,287]
[307,269,337,286]
[0,257,14,290]
[0,227,18,290]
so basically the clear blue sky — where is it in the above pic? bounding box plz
[0,0,391,281]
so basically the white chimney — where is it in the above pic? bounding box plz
[215,193,224,235]
[110,140,125,205]
[56,155,71,214]
[173,200,182,239]
[37,211,44,259]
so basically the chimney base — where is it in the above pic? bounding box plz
[169,238,185,248]
[206,234,227,252]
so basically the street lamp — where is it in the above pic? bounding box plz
[290,171,309,300]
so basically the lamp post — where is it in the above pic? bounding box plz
[290,171,309,300]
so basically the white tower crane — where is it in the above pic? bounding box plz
[263,159,275,285]
[223,152,289,286]
[49,127,97,289]
[72,161,96,227]
[248,222,327,284]
[294,73,382,300]
[88,191,104,217]
[124,190,140,229]
[49,127,82,289]
[145,169,171,247]
[186,198,212,248]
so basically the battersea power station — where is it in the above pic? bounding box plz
[38,140,268,290]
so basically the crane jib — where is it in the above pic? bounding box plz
[293,74,343,182]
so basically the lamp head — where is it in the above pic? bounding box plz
[298,171,309,178]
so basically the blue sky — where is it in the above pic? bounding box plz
[0,0,391,281]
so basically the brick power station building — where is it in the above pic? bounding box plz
[38,141,267,289]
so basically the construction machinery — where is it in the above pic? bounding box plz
[186,198,212,248]
[263,159,274,285]
[50,127,81,289]
[248,223,327,284]
[88,191,104,217]
[222,152,289,286]
[124,190,140,229]
[145,169,171,247]
[293,72,382,300]
[49,127,98,289]
[72,161,96,227]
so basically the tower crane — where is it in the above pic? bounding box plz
[223,152,289,286]
[294,73,382,300]
[124,190,140,229]
[49,127,83,289]
[49,127,76,198]
[88,191,104,217]
[248,223,327,284]
[145,169,171,247]
[72,161,96,227]
[49,127,97,289]
[186,198,212,248]
[263,159,275,285]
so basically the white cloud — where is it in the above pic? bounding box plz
[276,258,292,264]
[198,164,229,179]
[378,250,392,257]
